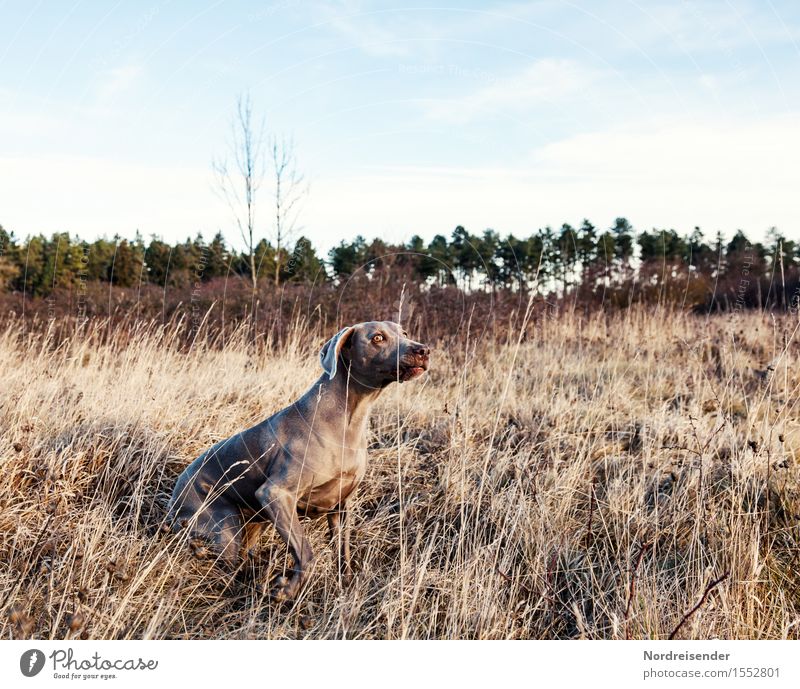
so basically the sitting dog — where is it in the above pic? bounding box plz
[167,321,430,601]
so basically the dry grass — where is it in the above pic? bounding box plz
[1,307,799,639]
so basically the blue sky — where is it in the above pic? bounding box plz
[1,0,799,252]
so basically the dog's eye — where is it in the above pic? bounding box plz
[372,334,385,344]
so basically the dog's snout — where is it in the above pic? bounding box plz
[412,344,430,358]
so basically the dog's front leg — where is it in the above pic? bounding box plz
[327,506,352,587]
[255,482,314,602]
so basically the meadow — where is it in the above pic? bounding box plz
[1,307,798,639]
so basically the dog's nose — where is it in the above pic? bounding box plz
[412,344,430,357]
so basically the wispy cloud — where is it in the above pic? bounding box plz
[315,1,414,57]
[529,115,800,185]
[424,58,608,123]
[640,0,800,54]
[302,115,800,247]
[93,64,143,106]
[2,116,797,249]
[2,0,797,248]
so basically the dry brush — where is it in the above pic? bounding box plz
[1,308,798,639]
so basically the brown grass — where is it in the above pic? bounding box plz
[1,307,799,639]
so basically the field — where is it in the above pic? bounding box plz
[1,307,799,640]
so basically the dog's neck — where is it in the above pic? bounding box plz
[303,371,383,435]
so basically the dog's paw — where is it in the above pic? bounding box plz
[189,536,212,560]
[269,575,298,603]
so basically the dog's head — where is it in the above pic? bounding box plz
[319,321,430,387]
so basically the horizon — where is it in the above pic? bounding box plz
[2,0,799,253]
[0,215,784,257]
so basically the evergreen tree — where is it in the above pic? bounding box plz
[595,229,615,286]
[109,236,145,288]
[537,226,557,291]
[206,231,231,279]
[426,234,453,287]
[687,227,715,274]
[450,225,479,289]
[363,238,389,274]
[477,229,501,289]
[611,217,635,276]
[282,236,326,283]
[765,227,796,306]
[577,219,597,281]
[329,236,367,278]
[16,235,47,295]
[253,238,277,282]
[495,234,530,289]
[39,234,66,292]
[766,227,796,271]
[557,223,579,292]
[82,237,115,282]
[145,236,173,285]
[521,232,546,287]
[406,235,438,284]
[0,224,19,290]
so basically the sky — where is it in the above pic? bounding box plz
[1,0,799,254]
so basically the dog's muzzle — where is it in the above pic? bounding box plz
[397,349,429,382]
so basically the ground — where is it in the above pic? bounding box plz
[1,308,798,639]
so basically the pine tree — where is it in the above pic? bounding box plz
[282,236,326,283]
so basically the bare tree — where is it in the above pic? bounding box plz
[269,135,307,286]
[212,93,264,292]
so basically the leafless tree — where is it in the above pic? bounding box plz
[212,93,265,292]
[213,94,307,290]
[269,135,307,286]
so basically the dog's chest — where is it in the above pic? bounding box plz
[301,447,366,513]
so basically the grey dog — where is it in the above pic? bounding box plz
[167,321,430,601]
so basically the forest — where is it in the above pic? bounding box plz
[1,219,797,314]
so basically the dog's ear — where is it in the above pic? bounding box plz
[319,326,355,379]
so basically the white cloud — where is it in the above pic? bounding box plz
[530,116,798,188]
[304,115,800,248]
[1,116,797,252]
[0,155,226,240]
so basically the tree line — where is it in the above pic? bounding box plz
[0,227,325,294]
[0,219,797,311]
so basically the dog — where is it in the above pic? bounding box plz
[167,321,430,601]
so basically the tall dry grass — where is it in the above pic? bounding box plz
[1,308,798,639]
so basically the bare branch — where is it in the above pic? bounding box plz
[212,92,266,291]
[212,93,307,290]
[624,541,651,640]
[668,572,729,640]
[270,134,308,285]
